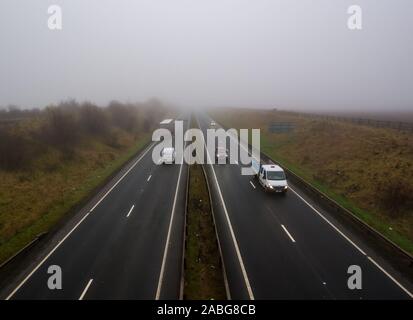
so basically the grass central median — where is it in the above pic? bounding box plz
[183,163,227,299]
[183,118,227,300]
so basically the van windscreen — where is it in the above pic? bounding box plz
[267,171,286,181]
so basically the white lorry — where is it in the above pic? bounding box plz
[160,119,174,135]
[252,159,288,193]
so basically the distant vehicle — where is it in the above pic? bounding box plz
[210,120,216,127]
[252,159,288,193]
[161,147,175,164]
[215,147,228,164]
[160,119,174,135]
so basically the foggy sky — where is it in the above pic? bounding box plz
[1,0,412,111]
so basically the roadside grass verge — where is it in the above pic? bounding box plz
[0,134,150,264]
[209,108,413,255]
[261,134,413,253]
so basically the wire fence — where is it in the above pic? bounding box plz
[279,111,413,133]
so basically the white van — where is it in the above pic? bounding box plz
[252,159,288,193]
[161,147,175,164]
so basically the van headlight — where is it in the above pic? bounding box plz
[284,186,288,189]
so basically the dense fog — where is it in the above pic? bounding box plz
[1,0,412,111]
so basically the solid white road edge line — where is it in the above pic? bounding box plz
[79,279,93,300]
[224,124,369,255]
[367,257,413,298]
[88,142,155,213]
[155,161,183,299]
[211,115,413,299]
[288,187,367,256]
[198,116,255,300]
[155,119,189,299]
[126,204,135,218]
[281,225,296,243]
[5,142,155,300]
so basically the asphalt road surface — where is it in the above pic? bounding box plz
[2,113,412,300]
[197,113,412,300]
[3,117,189,300]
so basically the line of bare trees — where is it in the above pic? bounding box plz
[0,99,167,170]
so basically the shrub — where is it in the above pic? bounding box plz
[0,129,31,170]
[108,101,138,132]
[376,178,413,216]
[79,103,110,136]
[40,107,79,151]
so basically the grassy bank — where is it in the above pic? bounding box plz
[210,108,413,255]
[0,100,168,264]
[0,133,150,264]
